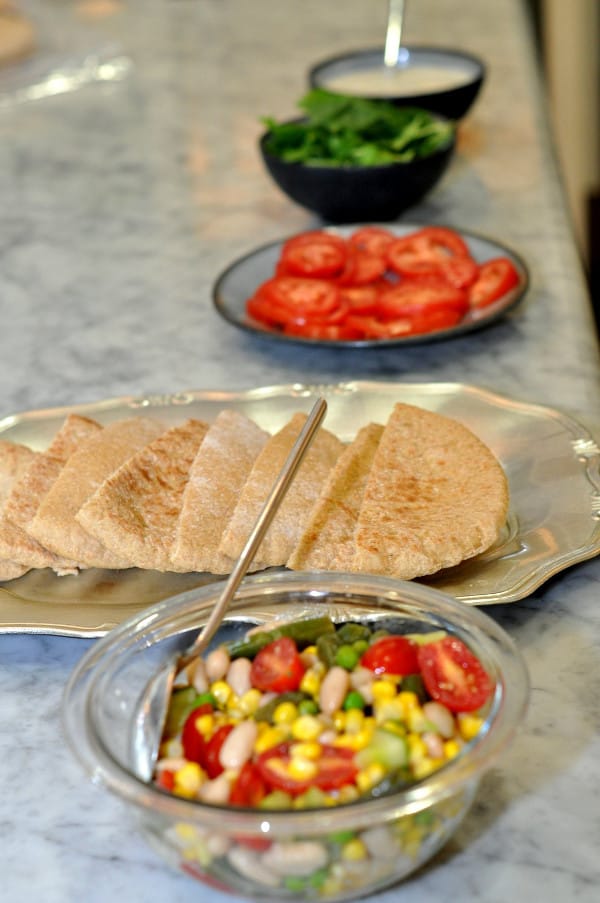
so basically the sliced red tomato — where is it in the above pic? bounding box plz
[257,277,342,319]
[256,742,358,795]
[250,636,305,693]
[349,225,396,256]
[417,636,494,713]
[204,724,235,778]
[281,238,347,279]
[387,227,472,281]
[336,248,387,287]
[155,769,175,792]
[180,703,214,763]
[229,761,267,807]
[437,255,479,289]
[469,257,520,308]
[338,284,383,315]
[282,230,347,253]
[345,313,414,339]
[283,320,363,341]
[360,635,419,676]
[247,293,294,329]
[407,308,465,334]
[375,279,469,320]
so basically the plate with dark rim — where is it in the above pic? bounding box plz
[212,224,529,348]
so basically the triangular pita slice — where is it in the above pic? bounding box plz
[0,440,37,581]
[218,412,345,568]
[170,409,270,574]
[29,417,165,569]
[352,403,509,579]
[287,422,383,571]
[76,419,209,571]
[0,414,102,574]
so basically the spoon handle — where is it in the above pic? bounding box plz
[384,0,406,67]
[181,397,328,665]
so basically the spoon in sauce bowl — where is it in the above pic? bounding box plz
[384,0,408,68]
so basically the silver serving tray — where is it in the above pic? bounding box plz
[1,381,599,636]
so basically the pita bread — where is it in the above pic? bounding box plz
[0,414,102,574]
[77,419,209,571]
[287,422,383,571]
[29,417,165,569]
[170,409,270,574]
[0,440,37,580]
[219,413,344,568]
[352,403,509,579]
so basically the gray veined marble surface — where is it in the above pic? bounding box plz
[0,1,599,901]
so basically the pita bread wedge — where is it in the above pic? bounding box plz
[0,414,102,574]
[288,422,384,571]
[0,440,37,580]
[77,419,209,571]
[170,409,270,574]
[219,413,345,568]
[29,417,166,569]
[352,403,509,579]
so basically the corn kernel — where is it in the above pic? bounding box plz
[332,710,347,732]
[334,726,373,751]
[458,713,484,741]
[398,690,419,710]
[407,706,428,733]
[273,702,298,725]
[299,669,322,697]
[160,737,183,758]
[291,714,322,741]
[194,713,215,738]
[254,725,289,753]
[173,762,205,797]
[407,733,427,763]
[174,822,202,843]
[238,688,262,716]
[288,756,318,781]
[341,838,368,861]
[356,762,386,793]
[225,692,241,712]
[443,739,462,760]
[412,757,442,781]
[344,709,365,734]
[337,784,360,804]
[374,698,405,724]
[290,741,322,760]
[371,680,396,701]
[210,680,232,707]
[379,719,405,737]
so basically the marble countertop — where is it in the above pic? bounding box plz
[0,1,599,901]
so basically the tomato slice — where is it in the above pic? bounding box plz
[339,284,383,315]
[417,636,494,713]
[349,226,396,257]
[281,239,347,279]
[250,636,305,693]
[247,293,295,329]
[345,313,414,339]
[258,277,342,319]
[336,248,387,287]
[257,742,358,795]
[387,227,472,281]
[469,257,520,308]
[360,635,419,676]
[282,230,346,253]
[204,724,235,778]
[375,279,469,320]
[181,703,214,763]
[229,761,267,807]
[283,321,363,341]
[407,308,465,334]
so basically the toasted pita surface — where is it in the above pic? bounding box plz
[170,410,270,574]
[77,419,209,571]
[29,417,165,569]
[288,422,384,571]
[0,440,37,580]
[352,403,509,579]
[0,414,103,574]
[219,413,345,568]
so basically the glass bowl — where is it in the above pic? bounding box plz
[63,571,529,901]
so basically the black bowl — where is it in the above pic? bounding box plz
[309,46,485,121]
[259,120,455,224]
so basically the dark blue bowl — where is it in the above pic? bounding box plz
[259,119,456,224]
[309,46,485,121]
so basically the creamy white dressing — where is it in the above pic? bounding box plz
[323,64,473,97]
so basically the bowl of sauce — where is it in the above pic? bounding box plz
[309,46,486,120]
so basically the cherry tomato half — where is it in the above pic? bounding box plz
[250,636,305,693]
[417,636,494,712]
[204,724,235,778]
[229,761,268,808]
[181,702,214,763]
[360,635,419,676]
[468,257,520,308]
[256,742,358,795]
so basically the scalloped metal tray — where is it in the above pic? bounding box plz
[1,381,599,635]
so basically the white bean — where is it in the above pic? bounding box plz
[226,657,253,697]
[205,646,230,682]
[361,826,398,860]
[422,731,445,759]
[219,720,258,770]
[350,665,374,703]
[228,846,280,887]
[197,773,231,804]
[186,657,208,693]
[423,701,455,738]
[319,665,350,716]
[261,841,329,877]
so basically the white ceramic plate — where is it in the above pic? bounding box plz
[0,381,598,636]
[212,225,529,348]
